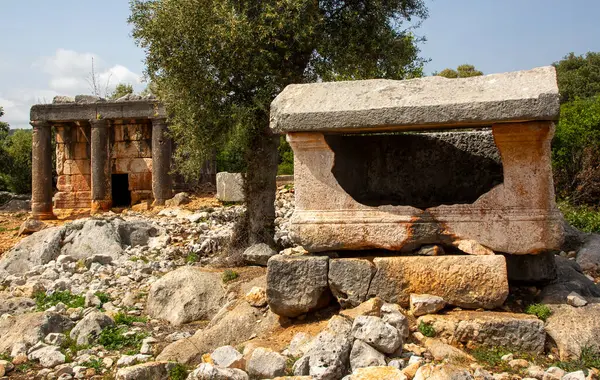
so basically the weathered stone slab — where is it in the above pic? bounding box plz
[328,258,376,308]
[216,172,244,202]
[271,66,559,133]
[545,304,600,360]
[367,256,508,309]
[267,255,331,317]
[418,311,546,354]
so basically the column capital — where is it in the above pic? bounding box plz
[89,118,109,128]
[151,117,168,126]
[30,120,51,129]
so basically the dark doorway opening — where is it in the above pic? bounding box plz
[112,174,132,207]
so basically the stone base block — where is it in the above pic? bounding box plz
[216,172,244,202]
[366,256,508,309]
[418,311,546,354]
[266,255,331,317]
[54,192,91,209]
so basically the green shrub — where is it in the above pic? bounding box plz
[168,363,189,380]
[98,326,147,351]
[95,292,111,306]
[558,201,600,233]
[525,303,552,321]
[186,252,199,263]
[278,136,294,175]
[35,291,85,311]
[418,321,435,337]
[113,312,148,326]
[554,346,600,373]
[81,358,104,371]
[222,269,239,283]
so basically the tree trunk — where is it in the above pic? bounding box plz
[243,119,279,247]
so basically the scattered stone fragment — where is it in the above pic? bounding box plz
[246,347,287,378]
[349,339,386,371]
[44,333,66,346]
[267,255,331,317]
[165,192,191,207]
[245,287,267,307]
[454,240,495,256]
[287,332,313,358]
[18,219,47,236]
[115,361,176,380]
[0,311,74,353]
[545,304,600,360]
[508,359,529,368]
[416,245,445,256]
[146,267,226,325]
[543,367,565,380]
[352,316,402,354]
[28,345,65,368]
[566,292,588,307]
[188,363,249,380]
[563,371,586,380]
[410,294,446,316]
[243,243,278,266]
[70,311,114,346]
[211,346,245,369]
[418,311,545,354]
[345,366,408,380]
[420,338,474,363]
[414,363,474,380]
[340,297,383,320]
[381,303,409,339]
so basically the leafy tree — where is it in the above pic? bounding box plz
[553,96,600,204]
[129,0,429,248]
[0,130,33,194]
[109,83,134,100]
[436,64,483,78]
[0,106,9,137]
[554,52,600,103]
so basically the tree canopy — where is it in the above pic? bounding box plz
[129,0,429,248]
[436,64,483,78]
[554,52,600,103]
[0,107,9,137]
[109,83,134,100]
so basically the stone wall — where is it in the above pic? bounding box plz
[54,125,92,208]
[110,120,153,205]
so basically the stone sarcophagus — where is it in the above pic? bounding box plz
[270,66,563,255]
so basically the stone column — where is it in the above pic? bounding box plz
[90,119,110,212]
[151,118,172,205]
[31,121,55,220]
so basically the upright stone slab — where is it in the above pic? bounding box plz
[216,172,245,202]
[270,66,563,255]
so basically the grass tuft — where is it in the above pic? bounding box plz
[418,321,436,337]
[113,312,148,326]
[34,290,85,311]
[98,326,147,351]
[168,363,189,380]
[222,269,239,283]
[525,303,552,322]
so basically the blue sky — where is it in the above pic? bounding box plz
[1,0,599,129]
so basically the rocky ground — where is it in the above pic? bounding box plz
[0,186,599,380]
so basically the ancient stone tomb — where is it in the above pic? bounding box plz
[266,66,564,316]
[30,96,173,219]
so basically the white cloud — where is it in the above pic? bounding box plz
[0,49,144,129]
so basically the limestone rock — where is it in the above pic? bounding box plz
[246,347,286,378]
[61,219,124,260]
[245,287,267,307]
[53,96,75,104]
[367,256,508,309]
[157,300,280,364]
[243,243,277,266]
[0,311,74,353]
[540,257,600,303]
[576,234,600,273]
[70,311,115,346]
[566,292,588,307]
[28,345,65,368]
[418,311,545,354]
[329,258,376,308]
[416,245,445,256]
[0,226,64,274]
[352,316,402,354]
[267,255,331,317]
[211,346,245,369]
[414,364,473,380]
[340,297,383,320]
[18,219,47,236]
[299,315,354,380]
[287,332,313,357]
[563,371,586,380]
[350,339,386,371]
[410,294,446,317]
[381,303,410,339]
[115,362,176,380]
[75,94,104,103]
[545,304,600,359]
[453,240,494,256]
[345,366,408,380]
[271,66,560,133]
[0,296,35,315]
[165,192,190,207]
[420,338,474,363]
[188,363,249,380]
[146,267,226,325]
[216,172,244,202]
[543,367,565,380]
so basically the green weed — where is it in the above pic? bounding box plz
[558,201,600,233]
[418,321,436,337]
[222,269,239,283]
[553,346,600,373]
[114,312,148,326]
[168,363,189,380]
[98,326,147,351]
[525,303,552,321]
[81,358,104,371]
[34,290,85,311]
[186,252,199,263]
